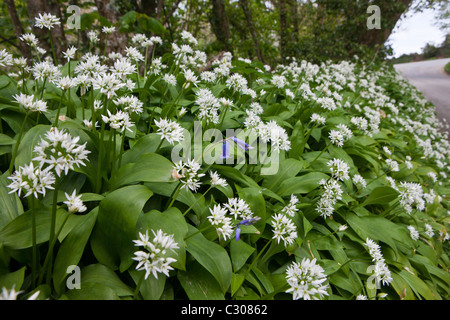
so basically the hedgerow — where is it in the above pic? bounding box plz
[0,14,449,300]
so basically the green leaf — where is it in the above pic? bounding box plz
[0,207,68,249]
[53,208,98,294]
[345,214,414,255]
[362,186,399,206]
[78,264,134,297]
[0,172,24,229]
[90,185,153,271]
[136,207,188,271]
[0,267,25,290]
[230,239,255,272]
[64,282,120,300]
[399,270,439,300]
[130,269,166,300]
[276,172,329,196]
[185,224,232,293]
[145,182,206,218]
[262,158,304,191]
[288,120,306,159]
[237,186,266,233]
[178,262,225,300]
[121,133,161,165]
[109,153,175,189]
[14,124,51,168]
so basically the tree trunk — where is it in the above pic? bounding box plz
[45,0,67,62]
[287,0,299,44]
[95,0,129,56]
[239,0,265,63]
[359,0,413,49]
[5,0,32,64]
[25,0,51,57]
[209,0,231,52]
[278,0,289,61]
[25,0,67,63]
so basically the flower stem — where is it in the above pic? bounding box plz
[45,175,60,285]
[236,239,273,293]
[29,196,37,289]
[117,132,126,169]
[38,210,71,286]
[184,225,214,241]
[155,138,164,153]
[182,186,212,216]
[48,31,57,64]
[166,181,183,210]
[133,272,145,300]
[9,111,30,173]
[53,91,65,127]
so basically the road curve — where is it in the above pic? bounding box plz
[394,58,450,137]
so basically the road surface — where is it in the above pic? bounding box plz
[394,58,450,137]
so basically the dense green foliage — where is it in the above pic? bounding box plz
[0,3,449,301]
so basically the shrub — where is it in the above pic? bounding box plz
[0,13,449,301]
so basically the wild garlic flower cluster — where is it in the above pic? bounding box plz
[316,178,344,219]
[364,238,393,286]
[172,159,205,192]
[34,12,60,30]
[32,127,90,177]
[271,213,298,247]
[207,204,234,241]
[280,194,300,217]
[195,88,221,124]
[101,109,134,133]
[0,286,39,300]
[328,124,353,147]
[7,162,55,199]
[7,127,90,200]
[63,190,87,214]
[398,181,425,214]
[13,93,48,113]
[285,258,329,300]
[154,118,185,145]
[327,158,350,181]
[132,230,179,280]
[207,197,258,241]
[209,171,228,188]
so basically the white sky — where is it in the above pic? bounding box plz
[386,6,448,58]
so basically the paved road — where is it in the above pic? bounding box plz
[394,58,450,137]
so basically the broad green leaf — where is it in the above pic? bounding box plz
[230,239,255,272]
[231,273,245,296]
[130,268,166,300]
[121,133,161,165]
[77,264,133,297]
[0,172,24,229]
[109,153,175,189]
[288,120,306,159]
[178,262,225,300]
[276,172,329,196]
[237,186,266,233]
[14,124,51,168]
[399,270,439,300]
[136,207,188,271]
[0,207,68,249]
[185,224,232,293]
[53,208,98,294]
[64,282,120,300]
[362,186,399,206]
[0,267,25,290]
[145,182,207,218]
[345,214,414,255]
[262,158,304,191]
[90,185,153,271]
